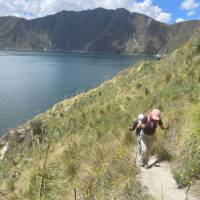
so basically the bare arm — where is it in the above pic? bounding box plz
[137,121,146,129]
[129,121,138,131]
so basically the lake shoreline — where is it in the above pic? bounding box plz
[0,51,154,135]
[0,48,155,57]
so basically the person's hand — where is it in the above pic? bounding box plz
[141,124,145,129]
[164,124,169,129]
[129,126,133,131]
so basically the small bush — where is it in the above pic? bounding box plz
[173,106,200,186]
[28,169,54,199]
[30,119,44,135]
[63,144,78,161]
[185,55,193,65]
[165,73,171,82]
[106,104,111,112]
[172,162,195,187]
[59,112,64,118]
[136,83,143,89]
[188,93,198,103]
[123,131,135,146]
[152,144,172,162]
[193,39,200,55]
[144,87,150,96]
[126,96,131,101]
[6,178,15,191]
[65,161,79,179]
[99,109,105,115]
[81,112,86,119]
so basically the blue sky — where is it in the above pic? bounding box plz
[0,0,199,24]
[153,0,200,22]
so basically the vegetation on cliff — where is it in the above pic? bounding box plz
[0,31,200,199]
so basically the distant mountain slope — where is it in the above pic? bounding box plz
[0,8,200,54]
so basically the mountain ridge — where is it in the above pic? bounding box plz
[0,8,200,54]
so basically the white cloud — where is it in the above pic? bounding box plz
[181,0,199,10]
[130,0,171,23]
[187,10,196,16]
[0,0,172,23]
[176,18,185,23]
[0,0,41,18]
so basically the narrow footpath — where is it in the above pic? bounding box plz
[139,157,200,200]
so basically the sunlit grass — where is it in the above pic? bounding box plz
[0,31,200,199]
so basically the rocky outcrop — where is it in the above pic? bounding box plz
[0,8,200,54]
[0,118,46,160]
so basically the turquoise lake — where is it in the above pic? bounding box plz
[0,51,152,135]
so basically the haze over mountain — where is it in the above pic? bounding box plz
[0,8,200,54]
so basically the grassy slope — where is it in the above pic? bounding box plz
[0,32,200,199]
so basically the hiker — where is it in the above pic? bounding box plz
[138,109,168,167]
[129,113,145,155]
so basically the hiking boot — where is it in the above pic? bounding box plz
[145,164,152,169]
[140,162,147,167]
[154,162,160,167]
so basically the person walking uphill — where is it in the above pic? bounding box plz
[138,109,168,167]
[129,114,145,155]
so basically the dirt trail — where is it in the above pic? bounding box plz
[139,157,199,200]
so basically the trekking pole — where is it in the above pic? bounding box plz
[185,182,191,200]
[134,145,139,166]
[129,129,138,165]
[134,132,140,166]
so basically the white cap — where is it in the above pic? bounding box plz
[138,113,144,120]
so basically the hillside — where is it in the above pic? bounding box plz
[0,8,200,54]
[0,30,200,199]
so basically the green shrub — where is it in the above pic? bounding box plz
[123,131,135,146]
[6,178,15,191]
[165,72,171,82]
[172,167,193,187]
[144,87,150,96]
[126,96,131,101]
[136,83,143,89]
[65,161,79,179]
[152,144,172,161]
[173,106,200,186]
[192,38,200,55]
[30,119,44,135]
[28,169,54,200]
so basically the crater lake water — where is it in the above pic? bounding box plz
[0,51,152,135]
